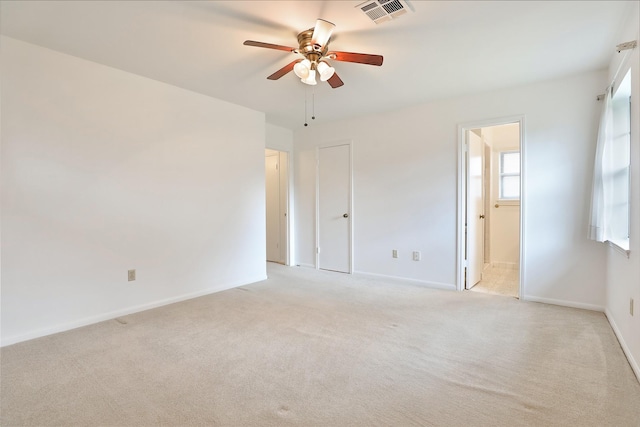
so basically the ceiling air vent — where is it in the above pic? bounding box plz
[356,0,412,24]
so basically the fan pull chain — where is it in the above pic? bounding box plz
[304,88,308,127]
[303,87,318,127]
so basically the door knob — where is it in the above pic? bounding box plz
[343,213,349,218]
[479,214,485,219]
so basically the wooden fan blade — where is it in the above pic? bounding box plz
[267,60,301,80]
[328,51,383,66]
[327,72,344,88]
[243,40,296,53]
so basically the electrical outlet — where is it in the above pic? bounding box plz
[392,249,398,258]
[413,251,421,261]
[128,269,136,282]
[631,298,634,316]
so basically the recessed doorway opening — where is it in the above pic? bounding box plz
[265,148,289,265]
[457,118,524,299]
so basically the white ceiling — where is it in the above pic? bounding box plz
[1,1,634,129]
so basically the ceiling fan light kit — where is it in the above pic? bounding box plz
[293,60,335,85]
[293,59,311,79]
[302,69,318,86]
[316,61,335,82]
[243,18,383,89]
[309,18,335,48]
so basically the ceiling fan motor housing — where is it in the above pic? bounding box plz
[297,29,328,66]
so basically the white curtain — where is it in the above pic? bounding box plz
[588,86,613,242]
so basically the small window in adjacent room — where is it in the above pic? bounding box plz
[499,151,520,200]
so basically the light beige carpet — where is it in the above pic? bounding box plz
[2,263,639,426]
[470,264,520,298]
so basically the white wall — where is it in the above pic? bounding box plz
[266,123,293,153]
[1,37,267,346]
[604,1,640,380]
[294,69,607,308]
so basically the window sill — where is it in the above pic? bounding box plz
[606,240,630,257]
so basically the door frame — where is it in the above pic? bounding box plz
[315,140,353,273]
[465,130,485,289]
[265,148,292,266]
[456,115,526,298]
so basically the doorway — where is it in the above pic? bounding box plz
[317,143,352,273]
[457,118,524,298]
[265,149,289,265]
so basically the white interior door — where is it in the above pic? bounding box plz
[278,151,289,264]
[466,131,484,289]
[265,154,280,262]
[318,144,351,273]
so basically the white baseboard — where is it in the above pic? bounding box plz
[296,263,316,269]
[522,295,604,312]
[353,271,456,291]
[604,309,640,383]
[0,274,268,348]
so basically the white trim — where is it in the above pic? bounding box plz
[0,274,268,348]
[296,263,316,269]
[285,150,294,266]
[349,140,356,274]
[315,147,320,269]
[456,125,466,291]
[606,240,630,257]
[353,271,456,291]
[605,309,640,382]
[456,115,526,297]
[523,295,604,312]
[349,142,354,274]
[518,119,526,301]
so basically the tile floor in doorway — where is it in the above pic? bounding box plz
[470,264,519,298]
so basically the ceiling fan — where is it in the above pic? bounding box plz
[243,19,383,88]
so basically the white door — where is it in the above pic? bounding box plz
[318,144,351,273]
[265,154,280,262]
[466,131,484,289]
[278,151,289,264]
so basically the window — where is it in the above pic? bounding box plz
[606,69,631,250]
[590,67,631,251]
[499,151,520,200]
